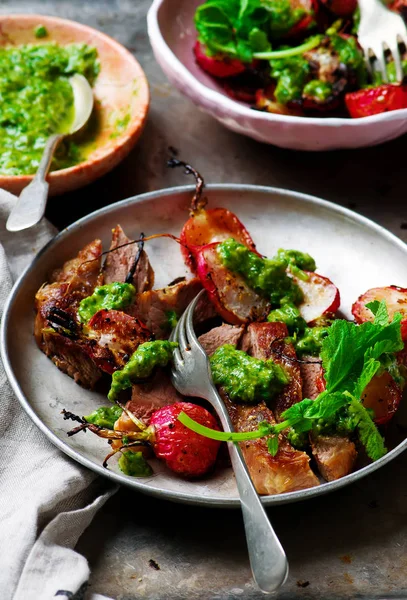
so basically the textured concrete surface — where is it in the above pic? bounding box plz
[2,0,407,598]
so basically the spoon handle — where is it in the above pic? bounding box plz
[208,387,289,594]
[6,133,63,232]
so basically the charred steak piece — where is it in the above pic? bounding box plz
[86,309,152,373]
[34,239,104,388]
[103,225,154,292]
[198,324,244,356]
[223,395,319,494]
[130,278,215,339]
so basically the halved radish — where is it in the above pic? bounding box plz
[194,41,246,79]
[181,207,258,271]
[195,242,270,325]
[361,371,402,425]
[352,286,407,339]
[295,272,340,324]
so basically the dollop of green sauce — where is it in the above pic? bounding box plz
[210,344,289,403]
[303,79,333,103]
[108,340,178,401]
[118,451,153,477]
[84,405,123,429]
[78,282,136,323]
[217,238,316,306]
[267,302,307,333]
[0,43,99,176]
[293,326,329,357]
[269,56,310,105]
[34,25,48,39]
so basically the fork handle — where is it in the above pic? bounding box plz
[208,387,288,594]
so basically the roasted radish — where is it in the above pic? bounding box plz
[195,243,270,324]
[295,272,340,323]
[65,402,221,478]
[168,158,257,270]
[194,41,246,79]
[352,286,407,339]
[361,372,402,425]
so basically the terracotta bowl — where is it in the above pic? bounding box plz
[0,14,150,195]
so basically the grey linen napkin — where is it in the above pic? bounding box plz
[0,190,117,600]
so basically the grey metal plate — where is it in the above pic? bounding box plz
[2,184,407,507]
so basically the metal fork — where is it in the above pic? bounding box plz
[169,290,288,594]
[358,0,407,82]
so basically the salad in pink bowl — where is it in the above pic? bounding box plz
[148,0,407,150]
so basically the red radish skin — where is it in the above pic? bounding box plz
[295,272,340,323]
[194,41,246,79]
[346,85,407,118]
[180,207,258,271]
[315,367,401,425]
[195,242,271,324]
[361,372,402,425]
[150,402,221,477]
[352,286,407,339]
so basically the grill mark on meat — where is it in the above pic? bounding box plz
[103,225,154,292]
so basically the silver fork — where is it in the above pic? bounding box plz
[169,290,288,594]
[358,0,407,82]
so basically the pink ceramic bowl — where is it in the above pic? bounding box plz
[0,14,150,195]
[147,0,407,151]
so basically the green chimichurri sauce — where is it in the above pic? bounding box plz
[108,340,178,401]
[210,344,289,403]
[78,283,136,323]
[217,238,316,307]
[267,302,307,334]
[292,325,329,357]
[269,56,310,105]
[303,80,333,103]
[84,405,123,429]
[0,43,99,176]
[118,451,153,477]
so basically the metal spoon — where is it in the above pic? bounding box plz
[6,74,94,232]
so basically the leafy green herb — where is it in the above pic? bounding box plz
[346,393,387,461]
[267,435,279,457]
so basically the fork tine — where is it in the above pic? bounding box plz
[390,40,403,82]
[375,44,389,83]
[169,315,184,367]
[364,48,373,79]
[177,307,189,356]
[185,290,205,346]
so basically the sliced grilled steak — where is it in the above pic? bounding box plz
[223,395,319,494]
[103,225,154,292]
[35,239,104,388]
[130,278,215,339]
[198,324,244,356]
[300,356,323,400]
[41,330,102,388]
[243,322,302,419]
[311,435,357,481]
[86,309,152,373]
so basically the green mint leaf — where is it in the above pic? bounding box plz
[267,435,279,457]
[347,394,387,461]
[365,300,389,326]
[353,357,381,400]
[303,392,348,420]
